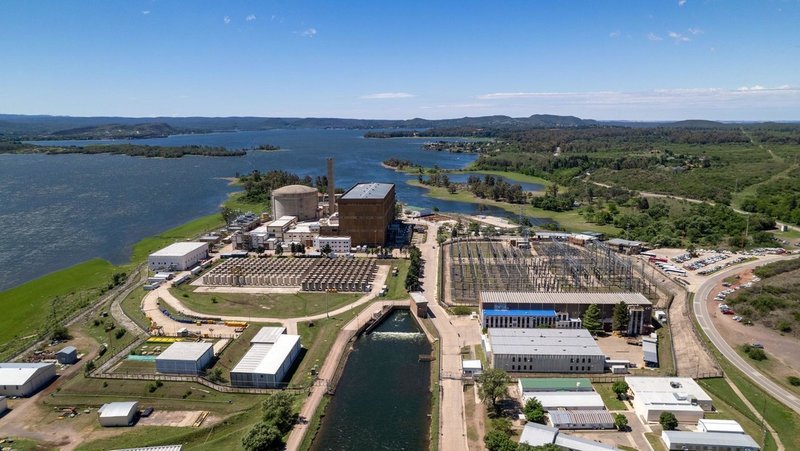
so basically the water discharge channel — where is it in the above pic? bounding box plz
[310,309,432,451]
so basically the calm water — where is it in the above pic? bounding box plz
[310,309,431,451]
[0,129,543,290]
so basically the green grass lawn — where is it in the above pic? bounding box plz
[80,317,138,368]
[120,287,151,331]
[169,286,361,319]
[0,259,116,360]
[656,326,676,377]
[407,179,620,234]
[377,259,410,300]
[593,383,627,410]
[698,378,777,451]
[223,191,268,214]
[644,433,667,451]
[0,438,57,451]
[732,347,800,396]
[127,213,225,267]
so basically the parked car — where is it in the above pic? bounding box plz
[751,343,764,349]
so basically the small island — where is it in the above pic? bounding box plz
[251,144,281,151]
[381,158,422,171]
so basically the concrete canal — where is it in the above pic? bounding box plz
[310,309,432,450]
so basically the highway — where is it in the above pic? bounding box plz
[693,257,800,414]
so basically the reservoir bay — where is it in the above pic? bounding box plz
[310,309,432,451]
[1,129,540,290]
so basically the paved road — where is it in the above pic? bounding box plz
[693,257,800,414]
[414,219,470,451]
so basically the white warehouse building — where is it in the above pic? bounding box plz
[626,377,713,423]
[484,328,606,373]
[98,401,139,427]
[155,342,214,375]
[313,236,352,254]
[0,362,56,397]
[147,242,208,271]
[231,333,301,388]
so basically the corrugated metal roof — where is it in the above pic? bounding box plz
[549,410,615,427]
[0,363,54,386]
[606,238,642,247]
[99,401,138,418]
[251,327,286,345]
[340,183,394,200]
[483,309,556,317]
[156,342,213,362]
[488,328,605,356]
[232,335,300,375]
[519,378,592,391]
[643,340,658,363]
[480,292,652,306]
[112,446,183,451]
[663,431,759,448]
[150,242,207,257]
[57,346,77,355]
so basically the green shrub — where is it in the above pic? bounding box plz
[788,376,800,387]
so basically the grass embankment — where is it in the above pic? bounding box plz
[732,347,800,396]
[407,179,619,234]
[656,326,676,376]
[127,214,226,267]
[377,259,410,300]
[120,287,151,331]
[170,285,361,319]
[644,433,667,451]
[689,295,799,450]
[223,191,266,213]
[0,259,116,360]
[698,378,778,451]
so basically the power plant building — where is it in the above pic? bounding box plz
[98,401,139,427]
[0,362,56,397]
[155,342,214,375]
[271,185,319,221]
[484,329,606,374]
[231,331,301,388]
[148,242,209,271]
[336,183,396,246]
[480,292,652,335]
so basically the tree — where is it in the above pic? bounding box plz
[612,302,630,333]
[614,413,629,431]
[523,397,546,424]
[612,380,629,400]
[484,430,516,451]
[261,392,297,433]
[321,243,333,256]
[241,422,282,451]
[582,303,602,334]
[274,245,283,257]
[659,411,678,431]
[207,367,225,383]
[478,368,510,413]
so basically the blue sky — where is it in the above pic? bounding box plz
[1,1,798,120]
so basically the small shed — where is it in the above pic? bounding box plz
[155,342,214,375]
[462,359,483,378]
[98,401,139,427]
[56,346,78,364]
[643,337,659,368]
[410,292,429,318]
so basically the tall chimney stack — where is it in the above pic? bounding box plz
[327,158,336,214]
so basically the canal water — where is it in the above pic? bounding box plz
[310,309,432,451]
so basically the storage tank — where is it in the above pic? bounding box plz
[271,185,318,221]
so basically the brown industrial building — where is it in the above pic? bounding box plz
[336,183,395,246]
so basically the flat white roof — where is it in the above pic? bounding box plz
[0,363,54,386]
[251,327,286,345]
[663,431,759,448]
[519,422,558,446]
[99,401,138,418]
[625,377,712,405]
[410,292,428,305]
[481,291,651,306]
[522,391,605,410]
[149,242,207,257]
[697,419,745,433]
[488,328,605,356]
[555,434,618,450]
[112,446,183,451]
[462,360,482,370]
[232,335,300,375]
[267,216,297,228]
[156,342,213,362]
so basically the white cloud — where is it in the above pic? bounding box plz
[142,10,150,15]
[688,27,703,35]
[361,92,416,100]
[609,31,620,38]
[301,28,317,38]
[647,33,663,41]
[246,14,256,22]
[223,16,231,24]
[678,0,687,6]
[668,31,690,42]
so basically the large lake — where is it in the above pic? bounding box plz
[0,129,542,290]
